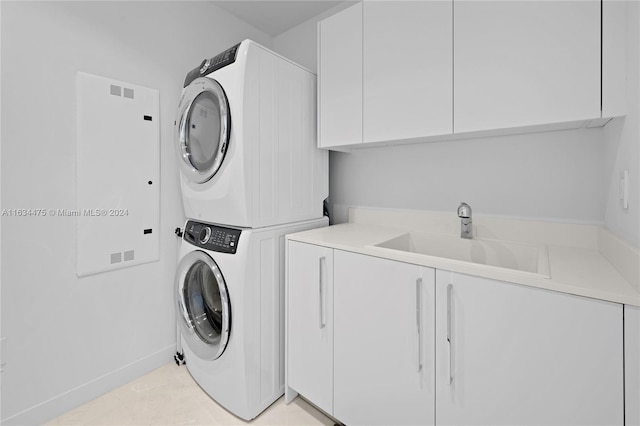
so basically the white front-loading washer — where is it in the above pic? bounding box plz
[175,39,328,228]
[175,217,327,420]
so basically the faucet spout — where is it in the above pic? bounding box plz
[457,202,473,239]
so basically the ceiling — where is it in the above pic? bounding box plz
[214,1,344,36]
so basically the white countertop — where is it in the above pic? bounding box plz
[287,220,640,307]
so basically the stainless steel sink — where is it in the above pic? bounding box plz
[371,232,550,278]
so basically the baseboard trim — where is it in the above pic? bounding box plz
[2,345,175,425]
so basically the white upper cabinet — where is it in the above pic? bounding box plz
[317,1,625,148]
[602,0,627,118]
[363,1,452,143]
[453,0,601,133]
[318,2,362,148]
[318,1,453,148]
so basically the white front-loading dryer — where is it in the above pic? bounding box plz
[175,217,327,420]
[175,39,328,228]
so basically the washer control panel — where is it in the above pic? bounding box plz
[183,220,241,254]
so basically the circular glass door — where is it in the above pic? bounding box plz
[176,250,231,360]
[176,77,230,184]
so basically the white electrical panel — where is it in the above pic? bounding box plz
[76,72,160,276]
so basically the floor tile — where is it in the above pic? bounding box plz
[46,363,334,426]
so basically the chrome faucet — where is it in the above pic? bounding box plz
[457,202,472,239]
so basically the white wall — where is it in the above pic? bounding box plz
[273,2,639,248]
[603,1,640,248]
[0,2,270,424]
[327,130,605,224]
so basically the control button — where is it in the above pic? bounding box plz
[199,227,212,244]
[230,241,235,247]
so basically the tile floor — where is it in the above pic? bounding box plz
[46,363,334,425]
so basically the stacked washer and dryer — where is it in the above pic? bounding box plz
[173,40,328,420]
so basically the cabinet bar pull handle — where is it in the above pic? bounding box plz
[318,256,325,329]
[447,283,453,385]
[416,278,422,373]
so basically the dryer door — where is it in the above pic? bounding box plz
[176,250,231,360]
[176,77,230,184]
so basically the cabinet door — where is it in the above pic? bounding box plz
[318,2,362,148]
[454,1,600,133]
[602,0,626,118]
[334,251,435,425]
[625,305,640,425]
[363,1,452,143]
[286,241,333,414]
[435,270,623,425]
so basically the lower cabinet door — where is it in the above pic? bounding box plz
[625,305,640,425]
[435,270,623,425]
[333,250,435,425]
[287,241,334,415]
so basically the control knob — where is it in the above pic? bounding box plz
[199,58,212,74]
[199,227,212,244]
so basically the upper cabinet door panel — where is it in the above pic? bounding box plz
[602,0,627,118]
[454,1,601,133]
[363,1,453,143]
[318,2,362,148]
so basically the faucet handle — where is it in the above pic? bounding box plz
[457,202,472,219]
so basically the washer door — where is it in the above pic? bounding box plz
[176,250,231,360]
[176,77,230,184]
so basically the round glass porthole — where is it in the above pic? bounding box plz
[176,251,231,360]
[176,77,230,184]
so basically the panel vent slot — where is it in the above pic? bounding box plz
[124,250,135,261]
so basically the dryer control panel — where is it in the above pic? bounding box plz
[183,42,241,88]
[183,220,241,254]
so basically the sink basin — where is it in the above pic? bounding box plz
[372,232,550,278]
